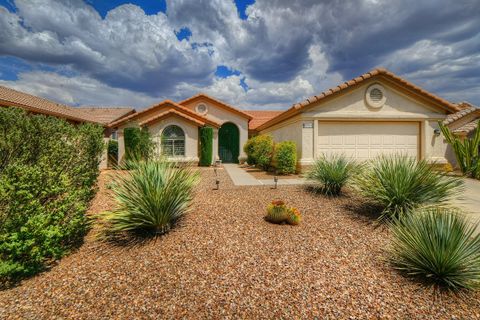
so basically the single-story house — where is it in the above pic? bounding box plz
[1,68,479,170]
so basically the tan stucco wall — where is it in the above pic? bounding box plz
[117,115,200,163]
[148,116,199,161]
[261,79,453,166]
[182,98,249,161]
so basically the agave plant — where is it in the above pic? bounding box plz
[439,121,480,179]
[389,207,480,290]
[98,160,199,235]
[306,154,359,196]
[352,154,463,220]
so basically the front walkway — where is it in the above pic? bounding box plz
[223,164,306,186]
[452,177,480,233]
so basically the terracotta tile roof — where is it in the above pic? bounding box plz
[256,68,461,131]
[453,119,479,135]
[140,109,205,127]
[78,106,135,125]
[443,104,477,125]
[179,93,253,120]
[109,100,220,128]
[0,85,101,124]
[245,110,284,130]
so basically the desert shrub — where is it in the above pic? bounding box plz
[97,160,199,236]
[199,127,213,166]
[0,108,103,282]
[389,207,480,290]
[439,122,480,179]
[352,154,463,221]
[253,135,274,170]
[306,154,359,196]
[124,127,154,161]
[243,136,257,165]
[273,141,297,174]
[108,139,118,167]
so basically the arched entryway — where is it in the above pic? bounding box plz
[218,122,239,163]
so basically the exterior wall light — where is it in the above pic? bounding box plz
[434,128,441,136]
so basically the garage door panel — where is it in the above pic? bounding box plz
[317,122,419,161]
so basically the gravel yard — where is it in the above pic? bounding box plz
[1,167,479,319]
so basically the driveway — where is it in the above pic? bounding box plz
[452,177,480,233]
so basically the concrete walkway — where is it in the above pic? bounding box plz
[452,177,480,233]
[223,164,306,186]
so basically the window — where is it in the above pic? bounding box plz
[161,125,185,157]
[369,88,383,102]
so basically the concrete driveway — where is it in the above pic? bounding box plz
[452,177,480,233]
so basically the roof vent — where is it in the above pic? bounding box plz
[365,84,387,109]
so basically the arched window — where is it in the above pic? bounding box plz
[161,125,185,157]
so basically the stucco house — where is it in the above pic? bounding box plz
[1,68,479,170]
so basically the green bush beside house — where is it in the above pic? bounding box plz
[199,127,213,166]
[0,108,104,283]
[272,141,297,174]
[124,127,155,161]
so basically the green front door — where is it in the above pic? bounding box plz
[218,122,239,163]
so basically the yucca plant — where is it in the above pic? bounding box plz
[439,122,480,179]
[97,160,199,235]
[389,207,480,290]
[306,154,359,196]
[352,154,463,220]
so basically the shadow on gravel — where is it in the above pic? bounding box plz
[341,201,385,227]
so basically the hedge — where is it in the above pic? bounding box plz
[243,135,274,170]
[124,127,154,161]
[108,139,118,167]
[273,141,297,174]
[199,127,213,166]
[0,107,104,284]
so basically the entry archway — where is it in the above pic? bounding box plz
[218,122,239,163]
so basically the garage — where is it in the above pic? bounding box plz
[317,121,420,161]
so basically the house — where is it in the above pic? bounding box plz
[1,68,479,170]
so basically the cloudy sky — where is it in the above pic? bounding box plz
[0,0,479,110]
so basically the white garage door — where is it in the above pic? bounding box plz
[317,121,419,161]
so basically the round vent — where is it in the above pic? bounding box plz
[196,103,208,114]
[365,84,386,108]
[369,88,383,102]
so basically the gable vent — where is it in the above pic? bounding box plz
[370,88,383,102]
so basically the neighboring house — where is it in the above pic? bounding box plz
[1,68,479,170]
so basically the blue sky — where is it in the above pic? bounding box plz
[0,0,479,109]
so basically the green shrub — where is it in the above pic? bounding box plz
[199,127,213,166]
[124,127,154,161]
[273,141,297,174]
[306,154,359,196]
[0,108,103,282]
[253,135,274,170]
[108,139,118,167]
[439,122,480,179]
[97,160,200,235]
[243,136,257,165]
[352,154,463,220]
[389,207,480,290]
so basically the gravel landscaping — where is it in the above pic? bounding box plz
[1,167,479,319]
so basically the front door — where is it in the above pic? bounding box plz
[218,122,239,163]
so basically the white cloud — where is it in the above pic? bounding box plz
[0,0,479,108]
